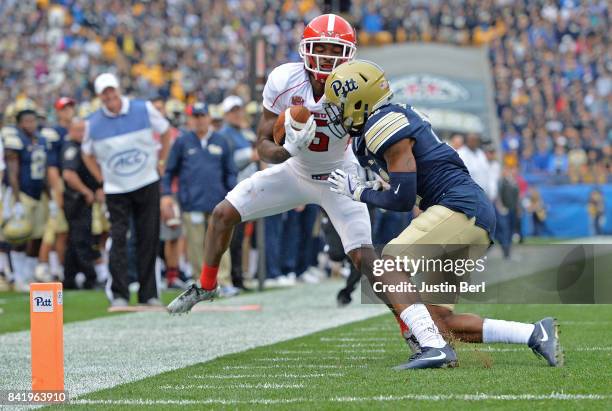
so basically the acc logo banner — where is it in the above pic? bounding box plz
[32,291,54,313]
[107,149,149,176]
[331,79,358,98]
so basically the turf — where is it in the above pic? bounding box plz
[54,303,611,410]
[0,290,182,334]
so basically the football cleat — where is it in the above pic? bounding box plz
[528,317,563,367]
[167,284,218,314]
[336,288,352,306]
[394,344,458,370]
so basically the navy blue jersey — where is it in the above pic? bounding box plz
[41,126,66,169]
[3,126,49,200]
[356,103,495,235]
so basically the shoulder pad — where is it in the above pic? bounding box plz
[2,127,23,150]
[41,127,60,142]
[364,106,410,155]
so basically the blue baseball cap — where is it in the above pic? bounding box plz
[186,102,208,116]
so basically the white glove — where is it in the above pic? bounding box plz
[283,109,316,156]
[329,169,369,201]
[365,178,384,191]
[13,202,25,219]
[48,200,58,218]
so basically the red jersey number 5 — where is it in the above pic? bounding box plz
[308,119,329,152]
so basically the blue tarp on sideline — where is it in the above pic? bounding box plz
[522,184,612,237]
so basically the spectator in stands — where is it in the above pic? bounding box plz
[527,188,548,237]
[548,144,569,178]
[161,102,238,295]
[61,118,102,289]
[497,165,520,259]
[587,189,605,236]
[449,133,464,151]
[82,73,170,307]
[457,133,490,191]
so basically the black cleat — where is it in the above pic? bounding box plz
[336,288,352,306]
[528,317,563,366]
[394,344,458,370]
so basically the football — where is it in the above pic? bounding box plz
[272,105,312,145]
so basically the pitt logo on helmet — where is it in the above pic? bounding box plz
[323,60,394,136]
[331,79,359,98]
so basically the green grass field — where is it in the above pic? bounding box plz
[48,303,611,410]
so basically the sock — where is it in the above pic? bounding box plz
[0,252,11,280]
[0,252,6,273]
[35,262,50,280]
[25,257,38,282]
[399,304,446,349]
[200,264,218,290]
[49,251,60,274]
[95,262,109,283]
[393,312,410,337]
[56,265,64,281]
[166,267,179,283]
[483,319,535,344]
[10,251,26,283]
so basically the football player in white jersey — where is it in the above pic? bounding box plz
[168,14,384,315]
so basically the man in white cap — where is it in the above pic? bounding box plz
[82,72,170,307]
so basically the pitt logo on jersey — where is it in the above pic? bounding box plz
[331,79,358,98]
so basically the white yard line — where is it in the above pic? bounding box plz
[0,281,385,397]
[159,383,304,389]
[190,373,345,379]
[459,346,612,352]
[222,364,367,370]
[68,393,612,406]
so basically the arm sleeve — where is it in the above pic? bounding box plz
[359,172,417,212]
[146,101,170,134]
[161,138,181,196]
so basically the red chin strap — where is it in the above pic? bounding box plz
[307,56,331,83]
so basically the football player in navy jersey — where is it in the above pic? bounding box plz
[4,109,52,289]
[324,60,562,369]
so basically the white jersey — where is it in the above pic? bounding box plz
[263,62,351,178]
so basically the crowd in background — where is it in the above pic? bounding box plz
[1,1,609,182]
[352,0,611,184]
[0,1,610,293]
